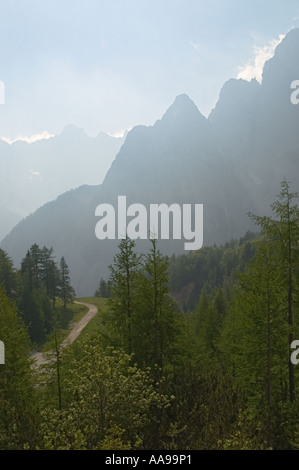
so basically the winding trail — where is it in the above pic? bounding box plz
[31,301,98,368]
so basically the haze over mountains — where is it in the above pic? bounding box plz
[2,28,299,296]
[0,127,124,241]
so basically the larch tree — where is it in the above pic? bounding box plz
[107,236,142,355]
[135,238,184,379]
[249,179,299,402]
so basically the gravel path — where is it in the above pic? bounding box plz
[31,301,98,368]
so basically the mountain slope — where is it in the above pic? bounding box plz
[2,29,299,296]
[0,127,124,241]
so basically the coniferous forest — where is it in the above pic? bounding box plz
[0,179,299,450]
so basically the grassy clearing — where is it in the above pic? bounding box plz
[74,297,108,341]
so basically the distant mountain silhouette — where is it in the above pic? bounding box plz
[0,126,124,241]
[2,28,299,296]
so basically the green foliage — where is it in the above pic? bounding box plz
[95,278,111,298]
[134,239,185,377]
[249,179,299,403]
[0,249,16,298]
[59,256,75,309]
[218,409,271,450]
[164,370,245,450]
[1,180,299,450]
[219,180,299,448]
[17,244,75,345]
[39,339,171,450]
[220,242,289,426]
[98,425,132,450]
[107,236,142,354]
[0,287,38,449]
[168,231,257,311]
[103,238,186,380]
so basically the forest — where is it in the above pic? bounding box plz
[0,179,299,451]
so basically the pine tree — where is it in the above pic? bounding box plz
[18,251,46,345]
[20,250,34,294]
[59,256,75,309]
[40,246,54,296]
[47,259,61,308]
[29,243,42,291]
[17,245,66,344]
[0,249,16,298]
[95,278,111,298]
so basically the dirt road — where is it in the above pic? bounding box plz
[31,301,98,368]
[61,301,98,347]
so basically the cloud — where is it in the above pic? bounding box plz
[237,34,285,83]
[27,170,42,181]
[106,129,130,138]
[1,131,55,144]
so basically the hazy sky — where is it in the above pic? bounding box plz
[0,0,299,141]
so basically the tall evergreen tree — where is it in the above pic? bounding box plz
[95,278,111,298]
[192,288,227,371]
[59,256,75,309]
[107,236,142,354]
[40,246,54,296]
[220,242,286,409]
[0,249,16,298]
[47,259,61,308]
[29,243,42,291]
[249,179,299,402]
[17,244,70,344]
[135,238,184,377]
[0,287,38,449]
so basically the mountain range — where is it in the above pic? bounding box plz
[0,127,124,241]
[2,28,299,296]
